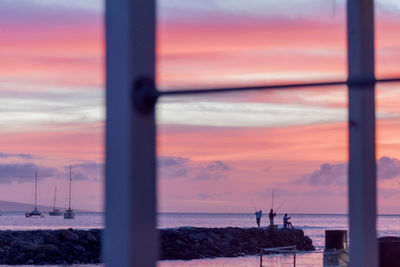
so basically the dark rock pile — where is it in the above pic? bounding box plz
[0,227,314,264]
[0,229,101,265]
[379,236,400,267]
[160,227,314,260]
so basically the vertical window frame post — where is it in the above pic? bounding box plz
[347,0,377,266]
[105,0,157,266]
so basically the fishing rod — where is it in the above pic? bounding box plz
[275,199,287,213]
[249,200,258,221]
[286,205,300,229]
[290,205,300,215]
[271,189,274,210]
[251,199,257,212]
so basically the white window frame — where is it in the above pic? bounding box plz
[104,0,399,266]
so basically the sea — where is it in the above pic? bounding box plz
[1,212,399,266]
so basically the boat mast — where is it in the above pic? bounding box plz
[34,171,38,211]
[54,186,57,210]
[68,165,72,211]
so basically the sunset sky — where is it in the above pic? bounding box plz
[1,0,400,213]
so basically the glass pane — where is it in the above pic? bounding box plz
[376,82,400,238]
[376,0,400,79]
[157,86,348,266]
[0,0,104,227]
[157,0,346,91]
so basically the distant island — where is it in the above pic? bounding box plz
[0,200,90,212]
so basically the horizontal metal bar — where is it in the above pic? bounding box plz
[377,77,400,84]
[158,77,400,97]
[263,246,296,252]
[159,80,347,96]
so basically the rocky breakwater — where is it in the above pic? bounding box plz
[379,236,400,267]
[0,229,101,265]
[160,227,314,260]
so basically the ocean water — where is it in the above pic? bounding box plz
[158,213,400,267]
[158,213,348,249]
[0,211,104,230]
[0,212,398,266]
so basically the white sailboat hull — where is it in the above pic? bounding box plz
[26,209,44,218]
[49,210,62,216]
[64,209,75,219]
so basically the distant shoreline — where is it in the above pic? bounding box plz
[159,212,400,216]
[3,210,400,216]
[0,211,103,214]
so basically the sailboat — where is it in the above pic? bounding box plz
[64,165,75,219]
[49,186,62,216]
[25,171,43,218]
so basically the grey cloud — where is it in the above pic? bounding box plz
[256,188,293,198]
[256,188,345,199]
[377,156,400,179]
[197,192,232,199]
[193,170,227,181]
[205,161,230,171]
[299,156,400,186]
[158,156,189,179]
[298,162,347,186]
[0,152,35,159]
[192,161,231,181]
[158,156,231,181]
[379,188,400,199]
[158,156,189,168]
[0,163,57,184]
[64,162,103,181]
[263,166,272,172]
[197,193,211,199]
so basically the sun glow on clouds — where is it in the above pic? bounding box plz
[158,85,400,213]
[158,100,347,127]
[157,0,348,89]
[0,88,103,132]
[158,0,400,89]
[1,0,400,213]
[0,0,104,211]
[157,88,399,128]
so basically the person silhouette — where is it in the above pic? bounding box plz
[269,209,276,226]
[283,213,293,229]
[255,210,262,227]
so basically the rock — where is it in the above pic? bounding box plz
[159,227,314,260]
[55,259,67,265]
[74,245,86,254]
[14,253,26,264]
[61,230,80,242]
[379,236,400,267]
[189,232,207,240]
[0,229,102,264]
[36,244,60,256]
[31,235,45,245]
[41,232,59,245]
[25,259,34,264]
[0,227,314,263]
[33,252,48,264]
[87,232,97,243]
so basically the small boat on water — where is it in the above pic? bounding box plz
[64,165,75,219]
[49,186,62,216]
[25,171,44,218]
